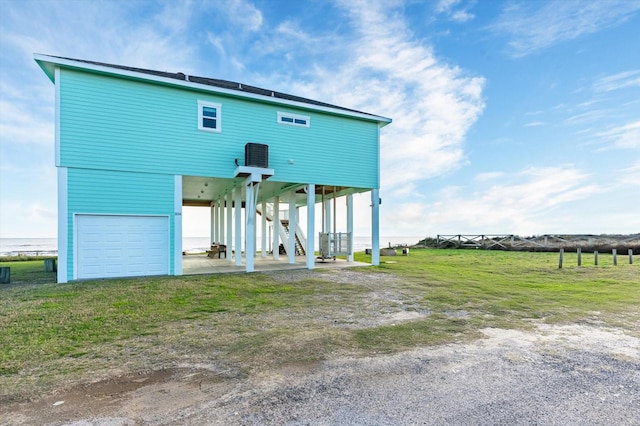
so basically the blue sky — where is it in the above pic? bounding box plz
[1,0,639,239]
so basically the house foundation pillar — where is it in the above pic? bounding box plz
[261,200,267,257]
[371,189,380,266]
[306,184,315,269]
[347,194,354,262]
[234,186,242,266]
[174,175,183,275]
[218,200,224,244]
[273,197,280,260]
[245,183,256,272]
[214,201,218,244]
[288,192,296,264]
[226,192,233,262]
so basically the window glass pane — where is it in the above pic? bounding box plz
[294,118,307,125]
[203,106,217,118]
[203,117,217,128]
[281,116,294,123]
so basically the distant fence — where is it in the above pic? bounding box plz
[434,234,640,252]
[558,248,633,268]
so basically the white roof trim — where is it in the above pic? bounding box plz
[34,54,392,126]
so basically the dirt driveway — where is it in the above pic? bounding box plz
[3,322,638,425]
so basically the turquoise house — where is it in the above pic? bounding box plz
[35,54,391,283]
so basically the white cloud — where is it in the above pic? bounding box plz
[566,109,608,125]
[2,1,198,73]
[492,0,640,57]
[0,161,57,237]
[524,122,544,127]
[275,20,313,41]
[597,120,640,149]
[436,0,475,22]
[451,10,475,23]
[593,70,640,92]
[247,19,340,63]
[383,165,602,236]
[0,100,53,146]
[222,0,263,32]
[207,33,226,55]
[0,0,204,238]
[619,160,640,186]
[153,0,194,33]
[0,201,57,238]
[272,1,485,193]
[436,0,462,13]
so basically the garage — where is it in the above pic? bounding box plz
[76,215,170,279]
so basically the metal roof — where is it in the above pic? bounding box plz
[34,54,392,126]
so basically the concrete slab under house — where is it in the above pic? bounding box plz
[35,54,392,283]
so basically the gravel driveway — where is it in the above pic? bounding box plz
[5,323,638,425]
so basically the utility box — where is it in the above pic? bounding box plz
[44,258,57,272]
[245,143,269,168]
[0,267,9,284]
[319,232,351,258]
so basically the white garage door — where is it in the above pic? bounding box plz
[77,215,169,279]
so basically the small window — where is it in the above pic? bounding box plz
[198,101,221,132]
[277,111,310,128]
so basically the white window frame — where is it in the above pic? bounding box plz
[277,111,310,128]
[198,100,222,133]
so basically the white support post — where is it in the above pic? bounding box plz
[235,186,242,266]
[57,167,68,283]
[174,175,183,276]
[245,183,255,272]
[226,192,233,262]
[371,189,380,266]
[214,202,216,244]
[273,197,280,260]
[55,70,67,281]
[306,184,315,269]
[347,194,354,262]
[218,201,224,245]
[289,193,296,264]
[261,200,267,257]
[217,200,222,243]
[324,198,331,239]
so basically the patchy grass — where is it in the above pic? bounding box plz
[370,249,639,318]
[1,249,638,401]
[353,315,475,353]
[349,249,639,349]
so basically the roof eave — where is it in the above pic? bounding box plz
[34,54,57,83]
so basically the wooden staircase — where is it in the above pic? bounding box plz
[256,204,306,256]
[280,220,306,255]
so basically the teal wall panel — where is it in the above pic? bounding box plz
[65,168,176,278]
[59,69,380,188]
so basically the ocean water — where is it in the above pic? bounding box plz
[0,238,58,256]
[0,236,422,256]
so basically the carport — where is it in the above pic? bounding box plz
[181,172,379,273]
[182,253,369,275]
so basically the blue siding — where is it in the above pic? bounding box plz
[59,69,379,188]
[65,168,176,278]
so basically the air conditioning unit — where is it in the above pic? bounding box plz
[245,143,269,168]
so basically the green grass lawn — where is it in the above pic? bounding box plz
[1,249,638,401]
[0,258,56,285]
[352,249,639,350]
